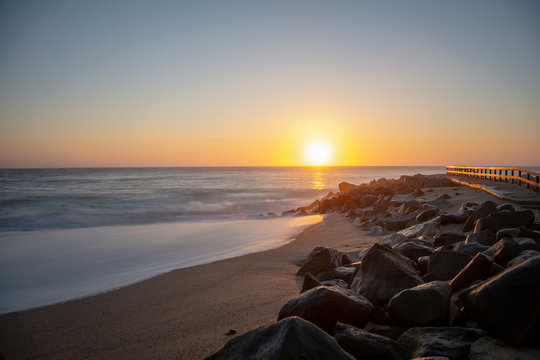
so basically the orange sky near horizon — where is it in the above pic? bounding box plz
[1,1,539,168]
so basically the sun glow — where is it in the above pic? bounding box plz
[304,141,333,166]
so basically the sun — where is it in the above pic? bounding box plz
[304,141,332,166]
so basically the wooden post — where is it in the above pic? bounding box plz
[518,170,521,186]
[511,170,514,184]
[527,173,530,189]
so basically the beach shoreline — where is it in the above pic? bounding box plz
[0,183,523,359]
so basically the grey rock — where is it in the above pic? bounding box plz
[379,233,409,247]
[386,212,419,231]
[417,208,439,222]
[393,241,435,262]
[301,272,321,293]
[426,250,472,281]
[459,256,540,346]
[418,256,430,274]
[350,244,424,307]
[513,237,540,251]
[397,219,439,238]
[316,266,355,283]
[455,242,489,257]
[440,212,470,226]
[398,327,485,360]
[506,251,539,267]
[388,281,451,326]
[465,230,496,246]
[334,322,408,360]
[365,323,408,341]
[484,238,521,267]
[296,247,341,276]
[206,316,355,360]
[474,210,535,233]
[434,233,466,247]
[463,201,498,232]
[367,225,385,235]
[278,286,374,333]
[449,252,493,293]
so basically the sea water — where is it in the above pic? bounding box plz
[0,166,443,313]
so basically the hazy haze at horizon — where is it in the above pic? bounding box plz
[1,0,539,167]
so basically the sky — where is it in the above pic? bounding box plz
[1,0,539,167]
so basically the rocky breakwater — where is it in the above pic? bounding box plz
[207,175,540,360]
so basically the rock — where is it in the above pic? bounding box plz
[463,201,499,232]
[277,286,374,333]
[484,238,521,267]
[350,244,424,307]
[391,194,417,205]
[496,203,515,212]
[449,253,494,293]
[367,225,385,235]
[455,242,489,257]
[296,247,342,276]
[469,335,540,360]
[426,250,472,281]
[354,194,378,208]
[386,212,419,231]
[397,219,440,238]
[417,208,440,222]
[206,316,355,360]
[393,241,435,262]
[413,189,425,197]
[316,266,355,283]
[379,233,409,247]
[465,230,496,246]
[365,323,408,340]
[440,212,469,226]
[399,200,423,215]
[341,253,353,266]
[321,279,349,288]
[388,281,451,326]
[301,272,321,293]
[474,210,535,233]
[339,181,359,194]
[318,194,351,214]
[496,226,540,242]
[434,233,466,247]
[506,251,539,267]
[459,256,540,346]
[398,327,484,360]
[334,322,408,360]
[513,237,540,251]
[418,256,430,274]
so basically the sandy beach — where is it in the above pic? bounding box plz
[0,184,506,360]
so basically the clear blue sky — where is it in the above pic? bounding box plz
[1,0,539,167]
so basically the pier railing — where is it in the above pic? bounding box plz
[446,166,540,192]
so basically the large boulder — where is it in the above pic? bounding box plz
[398,327,485,360]
[416,208,440,222]
[393,241,435,262]
[316,266,355,283]
[296,247,342,276]
[350,244,424,307]
[449,253,494,293]
[474,210,535,233]
[206,316,355,360]
[468,335,540,360]
[339,181,359,194]
[465,230,496,246]
[506,250,539,267]
[334,322,408,360]
[277,286,374,333]
[426,250,472,281]
[462,201,498,232]
[434,233,466,247]
[388,281,451,326]
[459,256,540,346]
[318,194,351,214]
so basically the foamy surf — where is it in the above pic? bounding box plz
[0,215,321,314]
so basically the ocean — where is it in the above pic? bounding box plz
[0,166,444,313]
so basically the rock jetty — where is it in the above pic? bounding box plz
[208,175,540,359]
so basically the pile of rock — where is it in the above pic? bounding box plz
[283,174,460,234]
[208,180,540,360]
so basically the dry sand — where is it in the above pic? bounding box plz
[0,185,515,359]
